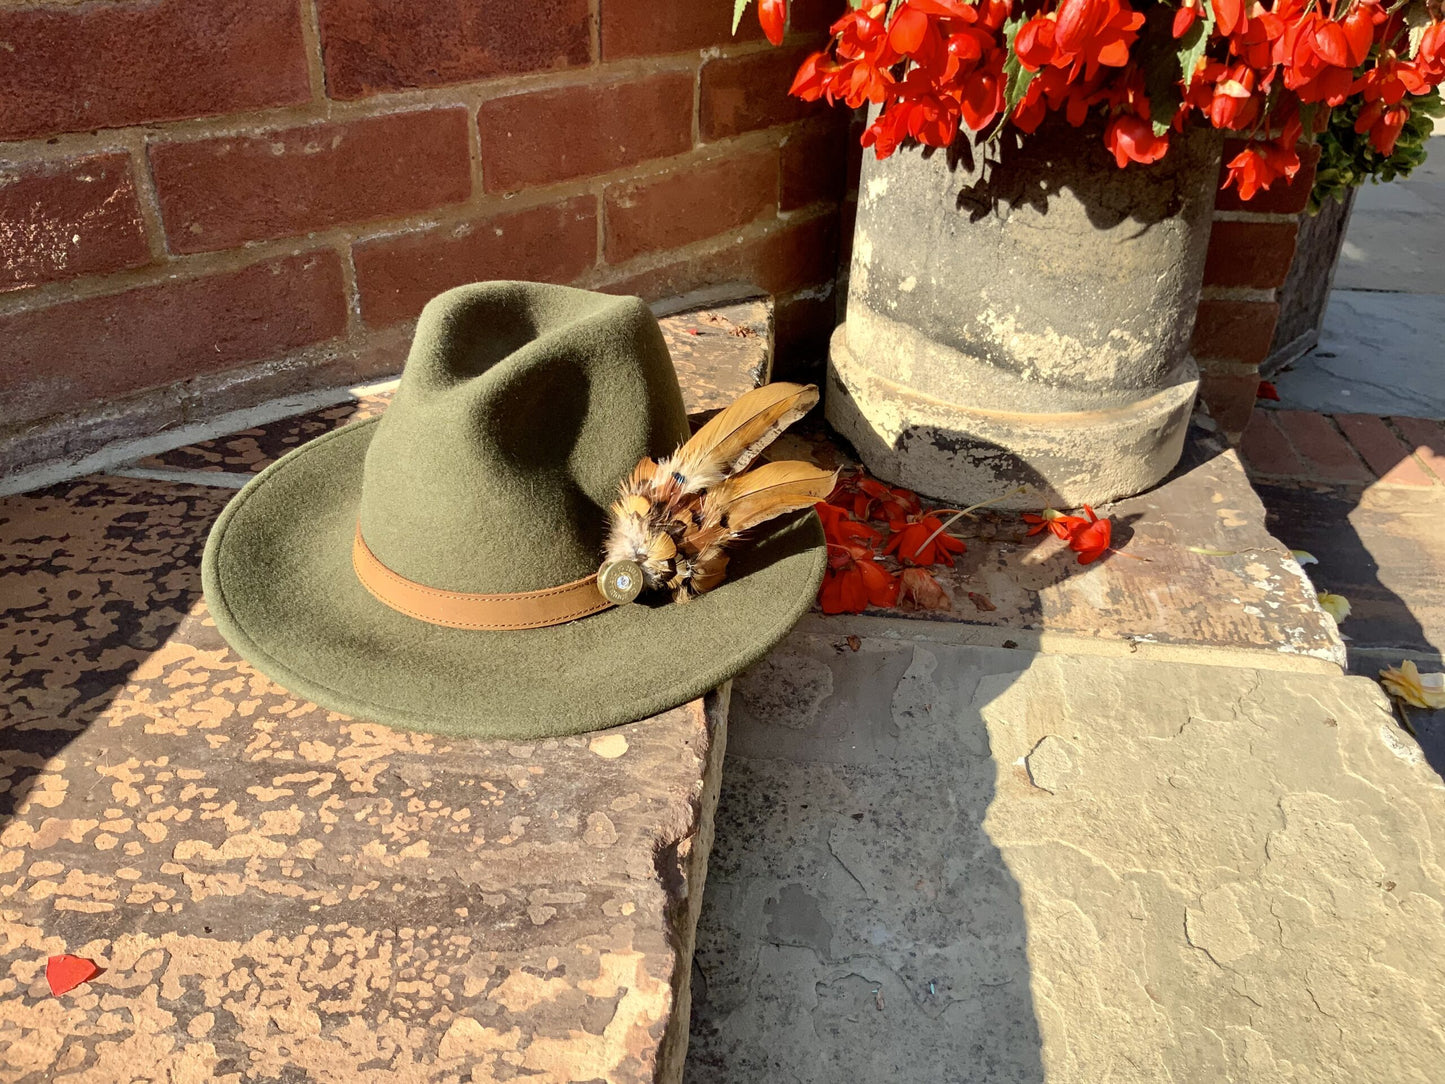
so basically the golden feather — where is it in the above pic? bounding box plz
[600,382,825,605]
[659,382,819,494]
[702,461,837,535]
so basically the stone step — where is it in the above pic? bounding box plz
[690,630,1445,1082]
[0,470,728,1082]
[0,299,770,1083]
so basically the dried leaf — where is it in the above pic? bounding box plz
[732,0,750,34]
[47,955,101,996]
[897,567,952,611]
[1380,660,1445,710]
[967,591,997,612]
[1317,591,1352,623]
[845,634,862,652]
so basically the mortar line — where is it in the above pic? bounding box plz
[118,130,170,261]
[298,0,330,106]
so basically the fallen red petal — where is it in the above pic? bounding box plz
[46,954,101,996]
[1257,380,1280,401]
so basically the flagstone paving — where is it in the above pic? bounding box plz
[1238,406,1445,770]
[689,629,1445,1083]
[777,417,1345,672]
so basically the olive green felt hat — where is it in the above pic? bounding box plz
[202,281,825,738]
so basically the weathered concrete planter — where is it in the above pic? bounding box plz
[827,119,1222,508]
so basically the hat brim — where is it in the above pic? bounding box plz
[202,418,826,739]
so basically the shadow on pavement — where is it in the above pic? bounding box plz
[1251,468,1445,773]
[687,634,1045,1084]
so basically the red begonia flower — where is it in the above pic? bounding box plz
[758,0,788,46]
[1222,141,1301,200]
[1068,505,1113,564]
[1023,509,1088,539]
[1105,113,1169,168]
[885,514,968,566]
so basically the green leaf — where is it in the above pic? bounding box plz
[1001,13,1036,113]
[1177,4,1216,88]
[1298,102,1319,140]
[1142,8,1183,135]
[987,12,1036,145]
[732,0,752,35]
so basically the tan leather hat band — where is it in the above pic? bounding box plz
[352,525,614,630]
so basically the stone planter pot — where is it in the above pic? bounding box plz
[827,118,1223,509]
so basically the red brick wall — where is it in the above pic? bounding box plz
[0,0,847,450]
[1192,140,1321,439]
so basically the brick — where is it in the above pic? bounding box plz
[1334,413,1436,487]
[600,0,762,58]
[1190,299,1280,365]
[1392,416,1445,483]
[700,47,822,140]
[601,211,838,302]
[1203,220,1299,290]
[1272,410,1372,484]
[1238,410,1305,479]
[1215,141,1322,215]
[780,120,850,211]
[604,151,778,264]
[151,109,473,255]
[1198,367,1263,439]
[353,196,597,326]
[0,253,347,425]
[0,154,151,291]
[478,74,694,194]
[0,0,308,141]
[318,0,590,99]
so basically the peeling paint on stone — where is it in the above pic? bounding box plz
[0,473,730,1083]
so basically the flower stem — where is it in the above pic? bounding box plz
[912,486,1028,557]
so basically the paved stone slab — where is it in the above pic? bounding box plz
[1334,132,1445,295]
[1271,291,1445,420]
[691,629,1445,1082]
[0,475,726,1083]
[1255,480,1445,770]
[775,419,1344,671]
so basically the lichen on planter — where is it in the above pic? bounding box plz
[828,118,1223,509]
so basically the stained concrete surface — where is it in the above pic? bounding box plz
[1274,132,1445,418]
[689,630,1445,1083]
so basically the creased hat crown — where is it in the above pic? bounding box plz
[358,282,690,595]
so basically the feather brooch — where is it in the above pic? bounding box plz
[598,381,836,605]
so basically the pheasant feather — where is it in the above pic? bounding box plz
[657,382,819,495]
[600,382,830,604]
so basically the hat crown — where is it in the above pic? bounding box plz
[358,282,690,594]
